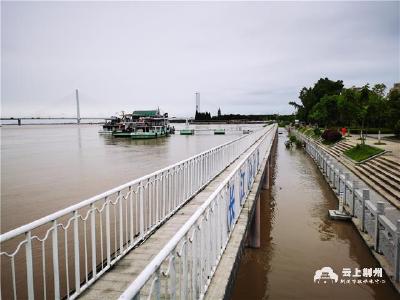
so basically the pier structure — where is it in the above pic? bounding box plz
[0,124,278,300]
[295,130,400,292]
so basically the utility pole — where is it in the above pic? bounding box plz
[76,89,81,124]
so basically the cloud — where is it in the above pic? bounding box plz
[1,1,398,117]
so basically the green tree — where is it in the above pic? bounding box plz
[387,88,400,130]
[366,84,388,129]
[309,95,339,126]
[355,85,371,144]
[337,89,359,127]
[289,77,343,122]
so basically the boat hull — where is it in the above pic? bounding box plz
[214,129,225,135]
[180,129,194,135]
[112,132,133,137]
[131,132,167,139]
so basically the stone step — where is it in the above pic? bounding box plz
[328,148,343,157]
[367,160,400,178]
[354,165,400,201]
[332,147,347,154]
[375,156,400,170]
[315,142,400,209]
[341,142,354,149]
[380,156,400,168]
[335,143,352,151]
[358,163,400,190]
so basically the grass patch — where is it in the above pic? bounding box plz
[344,144,384,162]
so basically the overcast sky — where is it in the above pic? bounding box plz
[1,1,399,118]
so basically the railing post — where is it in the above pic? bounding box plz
[351,180,359,216]
[25,231,34,300]
[361,189,369,232]
[335,168,340,194]
[343,173,350,205]
[374,202,385,252]
[162,173,166,217]
[326,160,331,181]
[73,211,81,294]
[129,186,134,246]
[52,221,60,300]
[91,203,97,278]
[105,198,111,267]
[119,191,124,255]
[156,174,160,223]
[140,183,145,237]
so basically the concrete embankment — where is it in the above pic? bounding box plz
[297,130,400,294]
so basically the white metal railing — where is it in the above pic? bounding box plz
[119,124,277,300]
[0,125,273,300]
[296,130,400,283]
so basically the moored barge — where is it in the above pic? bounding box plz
[100,109,174,139]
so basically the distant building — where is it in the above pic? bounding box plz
[217,108,221,117]
[390,83,400,93]
[350,85,363,92]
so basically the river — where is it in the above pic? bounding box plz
[231,128,398,299]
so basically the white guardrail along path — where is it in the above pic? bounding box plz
[119,124,277,300]
[0,124,276,300]
[296,131,400,284]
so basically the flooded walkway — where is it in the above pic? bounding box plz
[231,128,398,300]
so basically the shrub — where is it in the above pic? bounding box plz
[313,127,322,136]
[295,139,303,148]
[289,135,297,143]
[321,129,342,143]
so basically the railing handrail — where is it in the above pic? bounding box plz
[0,128,264,243]
[119,124,276,299]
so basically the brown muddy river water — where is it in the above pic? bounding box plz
[231,128,398,300]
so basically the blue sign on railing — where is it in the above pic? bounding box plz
[248,160,253,190]
[240,169,246,205]
[228,183,235,229]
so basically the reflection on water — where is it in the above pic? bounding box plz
[1,124,260,233]
[231,128,398,300]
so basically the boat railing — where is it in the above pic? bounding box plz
[0,125,273,300]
